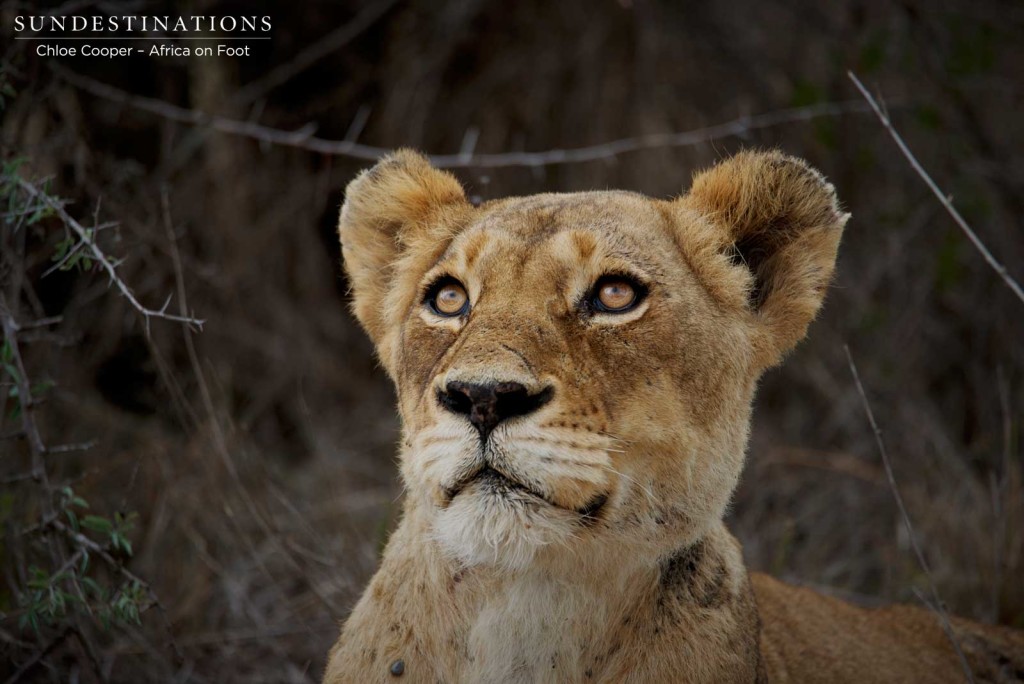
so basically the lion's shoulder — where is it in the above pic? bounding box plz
[752,573,1024,683]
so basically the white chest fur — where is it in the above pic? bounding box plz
[462,567,644,683]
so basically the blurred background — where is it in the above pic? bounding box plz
[1,0,1022,681]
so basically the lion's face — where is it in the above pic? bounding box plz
[394,193,757,568]
[340,150,846,569]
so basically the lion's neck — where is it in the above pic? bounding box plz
[458,542,657,683]
[325,513,763,683]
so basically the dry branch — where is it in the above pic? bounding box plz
[0,301,48,476]
[848,71,1024,306]
[55,65,878,169]
[15,179,204,331]
[844,345,975,683]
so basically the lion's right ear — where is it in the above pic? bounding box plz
[339,150,469,359]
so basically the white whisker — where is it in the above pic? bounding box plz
[599,462,656,507]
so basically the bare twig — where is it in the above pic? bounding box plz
[343,104,372,143]
[14,316,63,331]
[0,471,34,485]
[844,345,975,683]
[0,299,48,479]
[55,64,878,169]
[46,440,98,454]
[14,179,204,331]
[232,0,402,106]
[848,71,1024,306]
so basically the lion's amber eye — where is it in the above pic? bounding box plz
[431,281,469,317]
[594,279,639,312]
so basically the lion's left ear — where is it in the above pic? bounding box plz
[339,150,470,370]
[677,150,849,368]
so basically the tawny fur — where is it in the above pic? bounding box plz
[324,149,1024,683]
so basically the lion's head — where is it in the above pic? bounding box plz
[339,150,847,570]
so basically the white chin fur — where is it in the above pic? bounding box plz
[432,485,578,571]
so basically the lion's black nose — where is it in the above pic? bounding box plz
[438,381,553,441]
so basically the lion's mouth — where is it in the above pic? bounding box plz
[442,466,608,523]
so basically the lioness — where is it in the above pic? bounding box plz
[323,150,1023,683]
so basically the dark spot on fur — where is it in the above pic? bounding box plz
[389,658,405,676]
[659,541,730,610]
[661,542,703,589]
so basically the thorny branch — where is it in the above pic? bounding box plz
[844,345,975,683]
[15,179,205,331]
[54,65,878,169]
[848,71,1024,307]
[2,172,192,678]
[0,300,48,479]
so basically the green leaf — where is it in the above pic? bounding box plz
[27,566,49,589]
[80,576,104,601]
[52,236,72,261]
[81,515,113,534]
[2,361,19,382]
[111,582,144,625]
[31,380,54,395]
[111,531,130,556]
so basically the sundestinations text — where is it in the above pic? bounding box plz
[14,15,272,33]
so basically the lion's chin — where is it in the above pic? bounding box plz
[431,483,579,571]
